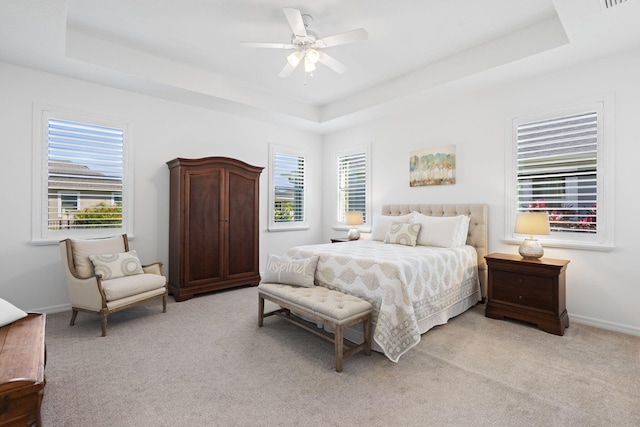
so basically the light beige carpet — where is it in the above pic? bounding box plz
[41,286,640,426]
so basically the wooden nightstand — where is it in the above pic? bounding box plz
[330,238,351,243]
[485,253,569,336]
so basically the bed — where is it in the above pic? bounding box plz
[284,203,488,362]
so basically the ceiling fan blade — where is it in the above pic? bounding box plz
[318,52,347,74]
[278,62,297,78]
[316,28,368,48]
[239,41,294,49]
[282,7,307,38]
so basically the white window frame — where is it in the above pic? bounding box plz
[268,143,308,232]
[31,104,134,244]
[505,98,615,251]
[334,145,371,231]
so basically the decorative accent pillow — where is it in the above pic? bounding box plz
[89,250,144,281]
[384,222,421,246]
[261,254,319,287]
[411,213,470,248]
[370,213,413,241]
[0,298,28,327]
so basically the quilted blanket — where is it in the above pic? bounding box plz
[285,240,480,362]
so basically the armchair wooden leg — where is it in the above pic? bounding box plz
[70,309,78,326]
[258,295,264,327]
[101,312,108,337]
[162,294,167,313]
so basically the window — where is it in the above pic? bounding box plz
[268,144,307,231]
[337,147,370,225]
[32,105,132,242]
[506,100,614,250]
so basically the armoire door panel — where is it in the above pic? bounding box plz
[184,169,224,285]
[227,170,258,277]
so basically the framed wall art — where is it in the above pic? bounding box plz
[409,144,456,187]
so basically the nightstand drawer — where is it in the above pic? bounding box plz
[491,270,554,311]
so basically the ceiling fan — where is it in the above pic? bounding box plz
[240,7,368,77]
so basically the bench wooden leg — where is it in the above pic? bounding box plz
[335,325,344,372]
[364,313,372,356]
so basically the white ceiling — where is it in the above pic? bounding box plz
[1,0,639,133]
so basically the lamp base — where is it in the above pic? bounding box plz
[519,238,544,260]
[347,228,360,240]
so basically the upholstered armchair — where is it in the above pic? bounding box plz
[59,234,168,336]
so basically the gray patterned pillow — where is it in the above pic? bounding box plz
[89,250,144,280]
[261,254,319,287]
[384,222,421,246]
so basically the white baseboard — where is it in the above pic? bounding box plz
[570,313,640,337]
[34,303,71,314]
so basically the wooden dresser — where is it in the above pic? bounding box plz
[167,157,263,301]
[485,253,569,336]
[0,313,46,427]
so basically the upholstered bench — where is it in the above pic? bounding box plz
[258,283,373,372]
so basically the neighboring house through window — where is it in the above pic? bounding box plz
[32,105,132,243]
[268,144,307,231]
[506,99,614,250]
[337,146,370,227]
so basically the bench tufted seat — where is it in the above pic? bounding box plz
[258,283,373,372]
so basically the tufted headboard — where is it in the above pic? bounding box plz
[381,203,489,299]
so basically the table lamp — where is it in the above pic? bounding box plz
[345,211,363,240]
[514,212,550,260]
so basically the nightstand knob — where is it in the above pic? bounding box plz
[518,278,523,284]
[518,295,523,300]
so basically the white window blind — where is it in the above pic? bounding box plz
[516,110,598,234]
[269,145,307,230]
[47,117,124,231]
[337,151,367,223]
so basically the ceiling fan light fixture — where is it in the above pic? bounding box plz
[305,48,320,64]
[241,7,368,78]
[304,56,316,72]
[287,51,304,67]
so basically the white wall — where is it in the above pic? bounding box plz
[322,47,640,335]
[3,45,640,336]
[0,62,323,312]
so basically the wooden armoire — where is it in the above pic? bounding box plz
[166,157,263,301]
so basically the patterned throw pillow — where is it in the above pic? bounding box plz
[384,222,421,246]
[89,250,144,280]
[261,254,319,287]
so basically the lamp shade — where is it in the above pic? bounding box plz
[515,212,549,260]
[345,211,363,225]
[514,212,550,236]
[345,211,363,240]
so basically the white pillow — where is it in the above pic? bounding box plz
[261,254,319,287]
[384,222,421,246]
[411,213,470,247]
[370,213,413,241]
[0,298,28,328]
[89,250,144,281]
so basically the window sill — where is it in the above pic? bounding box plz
[268,225,310,232]
[31,231,134,246]
[503,238,614,252]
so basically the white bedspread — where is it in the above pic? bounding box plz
[285,240,481,362]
